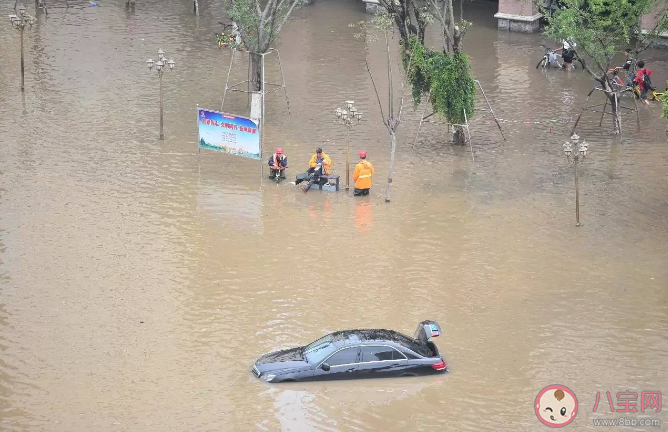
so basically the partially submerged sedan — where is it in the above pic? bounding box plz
[252,321,447,383]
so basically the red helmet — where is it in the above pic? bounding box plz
[359,151,367,158]
[276,147,284,154]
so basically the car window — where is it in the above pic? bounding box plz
[304,342,336,364]
[392,349,407,360]
[325,348,358,366]
[403,350,420,359]
[361,346,406,362]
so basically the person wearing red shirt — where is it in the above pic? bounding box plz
[634,60,653,105]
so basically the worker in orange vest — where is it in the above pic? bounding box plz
[267,147,288,182]
[353,151,374,196]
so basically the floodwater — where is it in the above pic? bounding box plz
[1,0,667,431]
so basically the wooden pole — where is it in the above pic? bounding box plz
[599,97,607,126]
[464,108,474,163]
[574,158,580,227]
[221,49,235,111]
[345,126,350,190]
[20,25,25,92]
[385,128,396,202]
[570,87,596,136]
[276,49,291,115]
[159,71,164,140]
[475,80,506,141]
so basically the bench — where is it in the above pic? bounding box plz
[315,174,340,192]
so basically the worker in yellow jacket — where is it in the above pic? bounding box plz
[308,148,332,175]
[295,148,333,193]
[353,151,374,196]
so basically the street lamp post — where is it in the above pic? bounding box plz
[9,6,36,92]
[563,133,589,227]
[335,100,363,190]
[146,49,176,140]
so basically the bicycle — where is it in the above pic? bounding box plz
[536,44,562,69]
[636,86,664,101]
[606,68,627,92]
[648,89,664,101]
[271,169,286,184]
[629,80,664,101]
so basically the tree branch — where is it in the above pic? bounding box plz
[396,46,415,124]
[260,0,276,29]
[636,4,668,54]
[385,30,394,119]
[365,56,387,126]
[274,0,301,37]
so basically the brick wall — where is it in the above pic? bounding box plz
[498,0,539,16]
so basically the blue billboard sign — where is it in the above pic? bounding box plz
[198,108,261,160]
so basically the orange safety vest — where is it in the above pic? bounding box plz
[353,160,374,189]
[272,154,286,168]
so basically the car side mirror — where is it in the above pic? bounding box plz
[321,363,331,371]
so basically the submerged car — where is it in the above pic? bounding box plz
[252,321,447,383]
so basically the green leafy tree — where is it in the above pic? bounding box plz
[409,43,475,128]
[540,0,668,133]
[630,1,668,58]
[407,0,475,145]
[360,0,475,151]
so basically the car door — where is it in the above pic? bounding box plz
[357,346,409,379]
[310,347,360,381]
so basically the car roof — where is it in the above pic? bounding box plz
[329,329,420,350]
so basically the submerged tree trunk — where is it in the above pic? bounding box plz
[385,128,397,202]
[603,80,621,134]
[249,53,263,121]
[609,93,621,134]
[453,125,466,145]
[250,53,262,92]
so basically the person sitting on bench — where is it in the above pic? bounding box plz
[267,147,288,182]
[295,147,333,193]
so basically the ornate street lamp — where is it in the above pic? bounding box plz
[8,6,36,92]
[147,49,176,140]
[563,133,589,226]
[335,100,363,190]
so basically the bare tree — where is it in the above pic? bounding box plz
[355,15,413,202]
[375,0,431,47]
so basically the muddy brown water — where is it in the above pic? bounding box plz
[1,1,667,431]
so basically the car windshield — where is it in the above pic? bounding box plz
[303,335,336,364]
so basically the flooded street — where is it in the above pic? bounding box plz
[1,0,667,431]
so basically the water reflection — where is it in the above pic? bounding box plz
[197,181,263,234]
[354,199,373,234]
